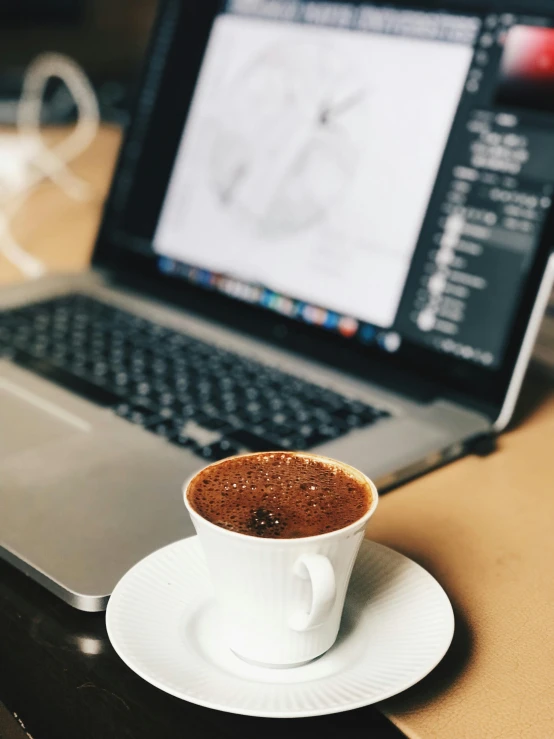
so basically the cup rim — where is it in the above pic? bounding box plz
[183,451,379,545]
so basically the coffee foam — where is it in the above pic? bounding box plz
[187,452,371,539]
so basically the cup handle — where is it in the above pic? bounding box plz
[288,554,337,632]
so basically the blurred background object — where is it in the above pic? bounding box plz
[0,0,150,283]
[0,0,158,126]
[0,52,101,278]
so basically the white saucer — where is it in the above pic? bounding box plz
[106,537,454,719]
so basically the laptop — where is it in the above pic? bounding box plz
[2,0,554,612]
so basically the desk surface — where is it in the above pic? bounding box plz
[1,127,553,739]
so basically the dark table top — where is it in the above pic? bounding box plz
[0,557,404,739]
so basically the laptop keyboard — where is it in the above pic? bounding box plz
[0,294,390,462]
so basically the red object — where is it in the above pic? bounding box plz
[502,25,554,80]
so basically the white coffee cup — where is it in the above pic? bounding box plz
[183,452,378,668]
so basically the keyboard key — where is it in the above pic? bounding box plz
[196,439,244,461]
[150,421,174,438]
[194,413,228,431]
[225,429,279,452]
[316,424,344,440]
[115,406,150,426]
[12,351,120,407]
[171,433,195,448]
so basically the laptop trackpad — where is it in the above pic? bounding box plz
[0,377,88,460]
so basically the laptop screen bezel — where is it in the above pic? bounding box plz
[94,0,554,421]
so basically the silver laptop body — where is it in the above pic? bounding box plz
[2,0,554,610]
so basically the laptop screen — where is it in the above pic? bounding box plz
[103,0,554,382]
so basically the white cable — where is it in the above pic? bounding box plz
[0,211,45,279]
[0,52,100,279]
